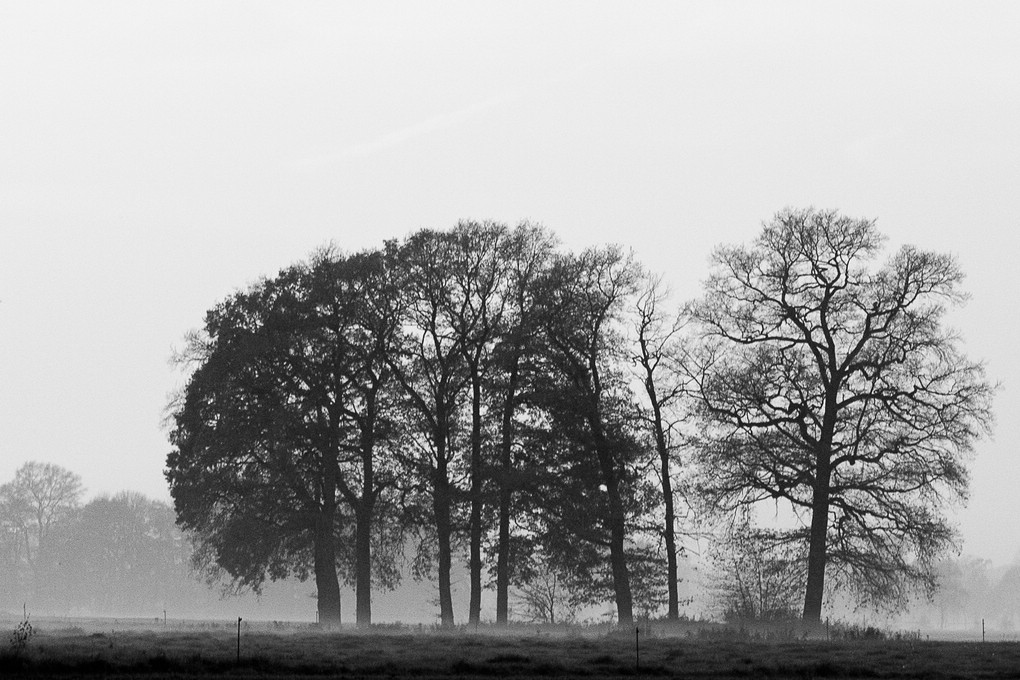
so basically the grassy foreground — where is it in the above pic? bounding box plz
[2,620,1019,678]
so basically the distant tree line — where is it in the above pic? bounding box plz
[917,556,1020,631]
[0,462,192,616]
[155,209,990,628]
[0,461,317,619]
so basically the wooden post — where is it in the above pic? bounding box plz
[236,617,242,664]
[635,626,640,671]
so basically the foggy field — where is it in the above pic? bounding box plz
[2,618,1020,678]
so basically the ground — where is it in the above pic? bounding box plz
[1,617,1018,678]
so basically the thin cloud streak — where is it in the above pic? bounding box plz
[293,93,516,169]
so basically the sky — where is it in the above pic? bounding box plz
[1,2,1018,565]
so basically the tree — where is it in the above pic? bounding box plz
[304,249,405,626]
[511,554,580,624]
[385,231,472,627]
[490,222,557,625]
[165,224,692,626]
[953,555,995,626]
[386,222,558,626]
[632,274,689,619]
[37,492,196,615]
[529,245,645,625]
[990,564,1020,629]
[166,248,402,626]
[928,557,967,629]
[442,221,511,626]
[0,480,32,604]
[0,462,83,600]
[688,208,995,622]
[709,525,805,622]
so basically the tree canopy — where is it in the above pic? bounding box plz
[167,249,403,625]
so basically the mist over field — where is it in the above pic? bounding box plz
[2,479,1018,636]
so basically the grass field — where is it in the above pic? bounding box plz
[2,617,1019,678]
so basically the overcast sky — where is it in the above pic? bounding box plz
[1,1,1018,564]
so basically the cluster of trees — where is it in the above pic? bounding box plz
[911,556,1020,631]
[166,209,994,628]
[0,462,188,615]
[0,462,318,619]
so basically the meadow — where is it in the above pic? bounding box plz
[2,617,1019,678]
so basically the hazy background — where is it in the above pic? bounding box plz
[1,0,1018,600]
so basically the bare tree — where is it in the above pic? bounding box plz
[0,462,83,603]
[5,462,83,572]
[512,556,579,625]
[632,274,690,619]
[709,525,805,622]
[689,208,995,622]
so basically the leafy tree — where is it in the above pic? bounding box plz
[385,230,472,627]
[930,557,967,629]
[441,221,512,626]
[304,249,405,625]
[688,208,995,622]
[528,245,646,625]
[952,555,995,626]
[164,224,697,626]
[489,222,558,625]
[37,492,195,615]
[989,564,1020,629]
[166,249,401,626]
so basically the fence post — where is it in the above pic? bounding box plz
[635,626,640,671]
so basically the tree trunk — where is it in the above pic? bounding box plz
[355,423,376,627]
[495,354,521,625]
[591,415,634,626]
[468,370,483,626]
[314,511,342,626]
[606,487,634,626]
[802,447,832,624]
[644,376,680,619]
[354,504,373,627]
[434,432,456,627]
[585,341,634,626]
[661,444,680,620]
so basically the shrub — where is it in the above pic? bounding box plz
[9,617,34,654]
